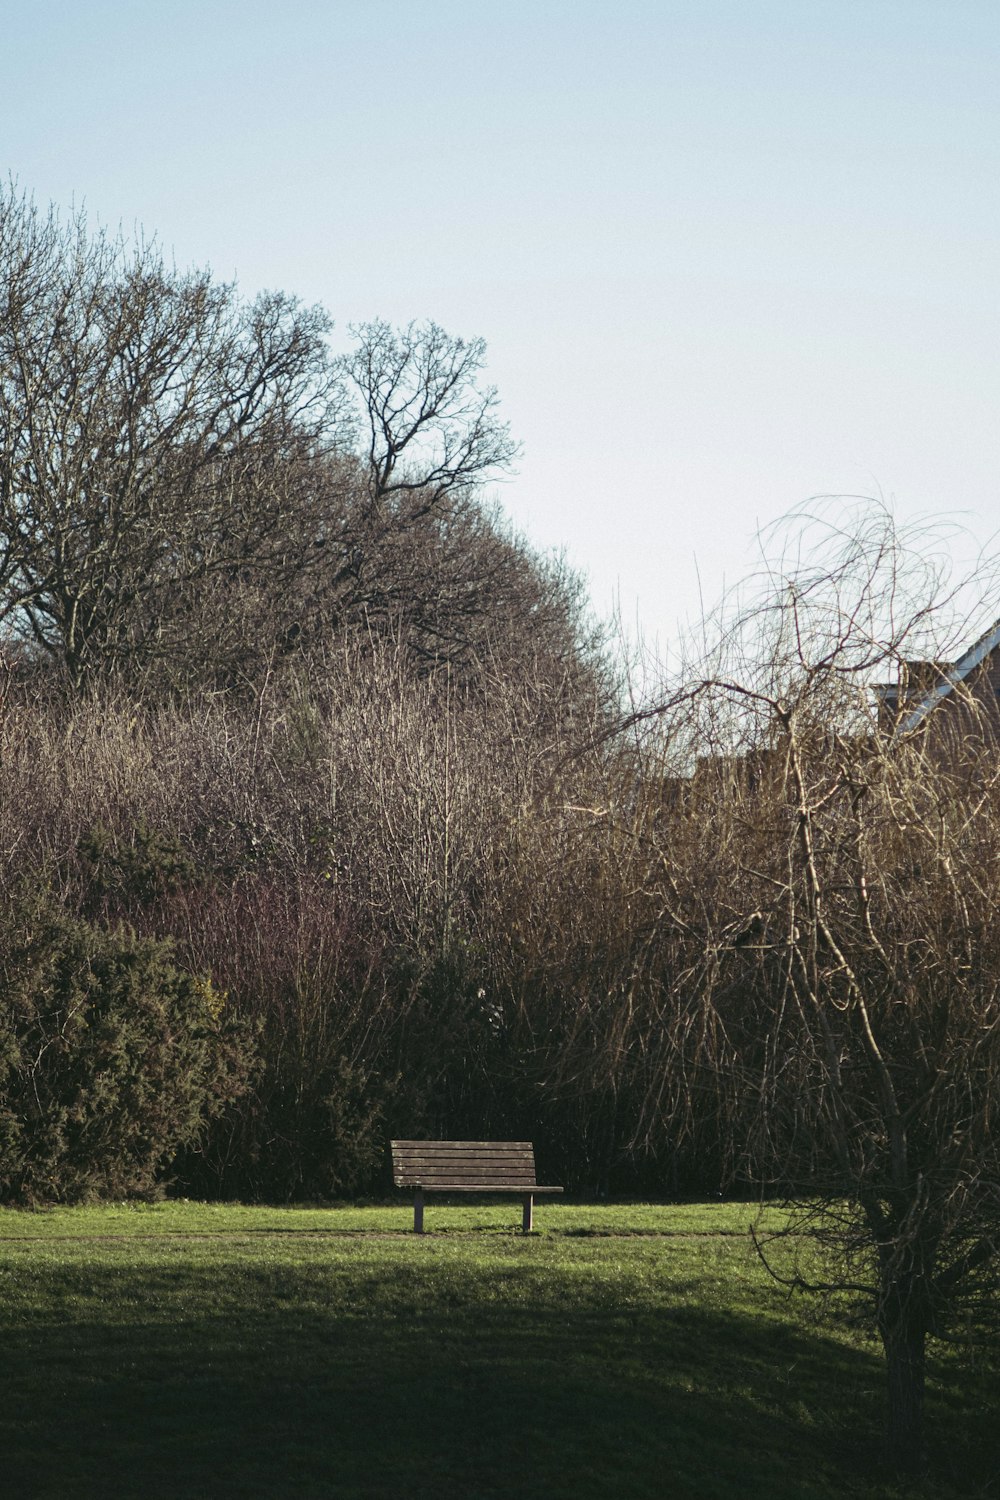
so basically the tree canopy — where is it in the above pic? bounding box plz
[0,184,597,701]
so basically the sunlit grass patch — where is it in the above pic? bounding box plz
[0,1197,788,1240]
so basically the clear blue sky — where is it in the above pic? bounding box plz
[5,1,1000,657]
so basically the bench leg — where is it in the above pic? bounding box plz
[414,1189,424,1234]
[522,1193,534,1234]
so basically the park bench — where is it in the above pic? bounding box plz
[390,1140,563,1233]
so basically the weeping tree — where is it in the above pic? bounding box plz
[587,504,1000,1470]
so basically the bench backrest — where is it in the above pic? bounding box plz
[390,1140,538,1189]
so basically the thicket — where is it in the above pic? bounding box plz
[0,644,663,1203]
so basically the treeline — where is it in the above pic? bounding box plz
[0,653,684,1203]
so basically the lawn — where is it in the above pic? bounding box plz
[0,1201,994,1499]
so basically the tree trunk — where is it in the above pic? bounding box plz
[880,1312,927,1474]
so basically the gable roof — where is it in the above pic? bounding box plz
[896,616,1000,735]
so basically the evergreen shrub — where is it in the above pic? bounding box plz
[0,893,254,1203]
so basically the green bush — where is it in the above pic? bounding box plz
[0,895,255,1203]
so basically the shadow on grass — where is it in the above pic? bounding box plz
[0,1255,994,1500]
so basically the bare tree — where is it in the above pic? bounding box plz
[0,188,590,701]
[622,504,1000,1470]
[342,319,519,511]
[0,183,339,689]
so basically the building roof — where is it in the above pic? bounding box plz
[896,616,1000,734]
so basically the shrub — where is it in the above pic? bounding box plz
[0,893,255,1203]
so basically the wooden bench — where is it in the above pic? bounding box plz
[390,1140,563,1233]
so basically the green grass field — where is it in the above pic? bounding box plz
[0,1201,994,1499]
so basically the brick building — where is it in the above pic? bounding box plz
[874,619,1000,741]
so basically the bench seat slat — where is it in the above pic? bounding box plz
[391,1141,533,1149]
[402,1183,563,1193]
[393,1148,534,1158]
[397,1172,535,1182]
[393,1156,533,1163]
[393,1154,535,1163]
[393,1164,537,1176]
[395,1167,535,1176]
[393,1172,539,1184]
[393,1178,547,1187]
[393,1157,536,1164]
